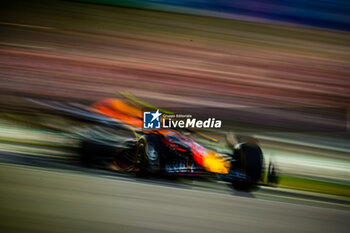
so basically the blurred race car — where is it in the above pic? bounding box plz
[33,94,278,190]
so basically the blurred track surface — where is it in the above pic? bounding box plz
[0,162,349,233]
[0,151,349,210]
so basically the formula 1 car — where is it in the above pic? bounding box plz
[33,93,278,190]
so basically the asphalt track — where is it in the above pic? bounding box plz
[0,160,349,233]
[0,151,349,233]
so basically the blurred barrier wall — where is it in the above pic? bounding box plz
[77,0,350,30]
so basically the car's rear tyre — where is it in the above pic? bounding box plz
[135,134,162,176]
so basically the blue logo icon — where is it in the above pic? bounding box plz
[143,110,161,129]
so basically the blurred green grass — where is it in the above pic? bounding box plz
[279,175,350,198]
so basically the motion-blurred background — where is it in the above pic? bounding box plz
[0,0,349,232]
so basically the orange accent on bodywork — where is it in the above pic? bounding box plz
[192,147,230,174]
[90,98,175,136]
[202,151,230,174]
[91,98,143,128]
[108,99,143,119]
